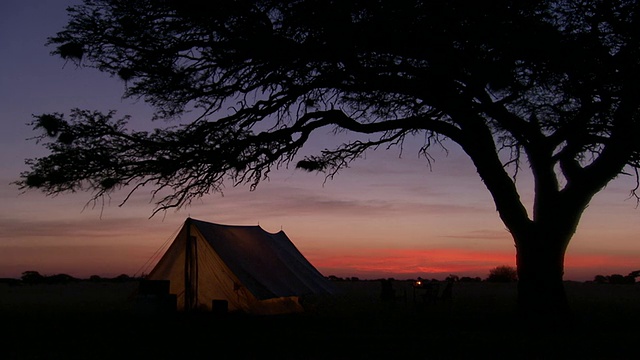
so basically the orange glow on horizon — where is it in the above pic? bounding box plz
[1,236,638,282]
[306,247,640,281]
[307,248,516,280]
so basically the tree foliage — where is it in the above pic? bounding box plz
[19,0,640,215]
[21,271,45,284]
[487,265,519,283]
[593,270,639,284]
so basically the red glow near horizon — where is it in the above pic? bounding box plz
[307,247,640,281]
[309,248,516,280]
[1,241,637,282]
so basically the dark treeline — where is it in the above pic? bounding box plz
[592,270,640,284]
[4,267,639,285]
[327,266,640,284]
[0,270,145,285]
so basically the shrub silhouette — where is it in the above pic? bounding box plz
[21,271,44,284]
[593,272,636,284]
[487,266,518,283]
[45,273,77,284]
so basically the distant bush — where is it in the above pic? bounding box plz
[21,271,45,284]
[0,278,21,286]
[592,272,636,284]
[593,275,608,284]
[113,274,132,282]
[486,265,518,283]
[20,271,79,284]
[445,274,460,282]
[45,273,78,284]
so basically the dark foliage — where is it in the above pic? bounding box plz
[445,274,460,282]
[20,271,45,284]
[15,271,142,284]
[20,271,79,284]
[18,0,640,215]
[592,270,638,284]
[487,265,518,283]
[46,273,78,284]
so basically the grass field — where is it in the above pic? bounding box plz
[1,280,639,359]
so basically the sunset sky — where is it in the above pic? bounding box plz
[1,0,639,282]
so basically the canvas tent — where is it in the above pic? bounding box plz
[146,218,335,315]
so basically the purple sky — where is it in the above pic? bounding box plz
[1,0,639,281]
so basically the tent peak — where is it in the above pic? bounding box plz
[187,217,284,236]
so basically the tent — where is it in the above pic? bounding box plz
[146,217,335,315]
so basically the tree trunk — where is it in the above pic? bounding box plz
[515,232,572,326]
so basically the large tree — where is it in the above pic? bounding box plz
[18,0,640,320]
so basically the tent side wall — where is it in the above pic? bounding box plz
[191,224,305,315]
[267,231,336,295]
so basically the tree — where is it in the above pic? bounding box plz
[21,271,44,284]
[593,275,608,284]
[113,274,132,282]
[593,272,637,284]
[445,274,460,282]
[16,0,640,321]
[487,265,519,283]
[45,273,78,284]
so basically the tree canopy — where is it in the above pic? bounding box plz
[17,0,640,318]
[21,0,640,212]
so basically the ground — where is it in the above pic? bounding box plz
[1,280,639,359]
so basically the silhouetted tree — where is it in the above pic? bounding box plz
[113,274,132,282]
[445,274,460,282]
[487,265,519,283]
[607,274,629,284]
[17,0,640,320]
[593,275,608,284]
[613,274,635,284]
[593,272,636,284]
[21,271,44,284]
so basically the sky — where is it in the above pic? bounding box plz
[1,1,639,282]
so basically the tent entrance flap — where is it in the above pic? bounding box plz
[184,217,198,311]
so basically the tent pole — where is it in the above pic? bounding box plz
[184,217,198,312]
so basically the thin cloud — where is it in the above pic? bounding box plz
[309,247,517,280]
[194,183,488,221]
[441,229,512,241]
[0,216,175,241]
